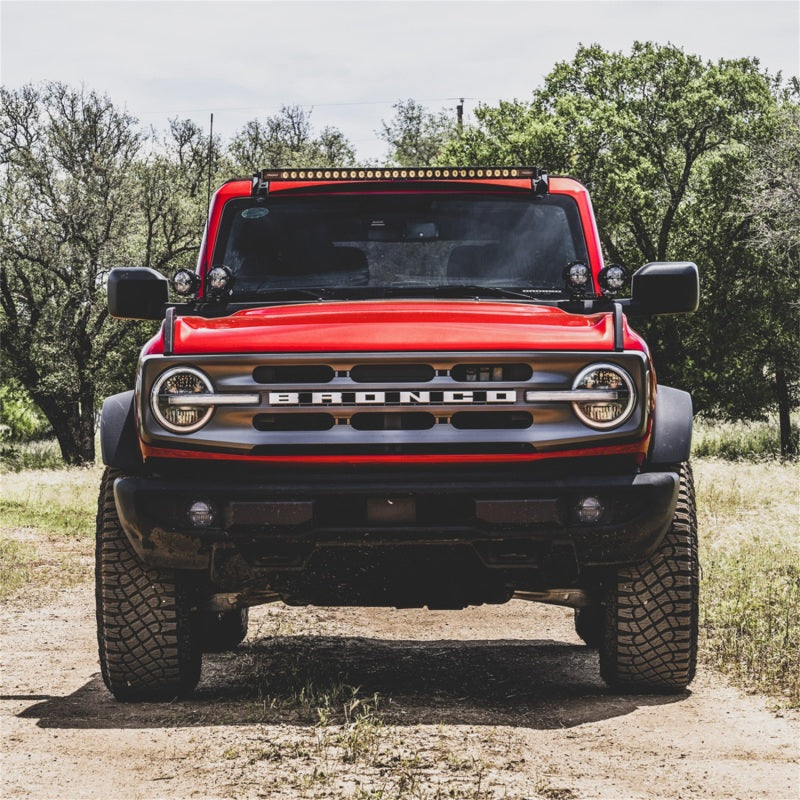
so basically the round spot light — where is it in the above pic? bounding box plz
[172,269,200,297]
[563,261,592,297]
[598,264,629,296]
[206,265,234,299]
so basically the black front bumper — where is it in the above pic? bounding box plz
[113,460,678,605]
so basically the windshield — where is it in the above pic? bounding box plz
[211,193,589,299]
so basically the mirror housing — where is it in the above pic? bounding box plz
[625,262,699,315]
[107,268,169,320]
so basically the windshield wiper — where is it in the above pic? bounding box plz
[231,287,334,302]
[430,285,537,301]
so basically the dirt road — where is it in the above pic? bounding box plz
[1,580,798,800]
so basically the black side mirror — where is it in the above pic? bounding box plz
[107,268,169,320]
[626,262,699,315]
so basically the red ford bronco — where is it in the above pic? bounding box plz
[99,167,699,701]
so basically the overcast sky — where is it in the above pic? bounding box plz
[2,0,798,162]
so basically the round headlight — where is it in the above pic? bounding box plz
[172,269,200,296]
[571,363,636,429]
[151,367,214,433]
[563,261,592,297]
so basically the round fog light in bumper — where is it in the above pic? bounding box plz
[573,496,605,524]
[188,500,216,528]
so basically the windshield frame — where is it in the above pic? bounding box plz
[207,189,592,302]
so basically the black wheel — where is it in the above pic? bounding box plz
[600,462,698,692]
[201,608,249,652]
[95,468,202,701]
[574,605,604,648]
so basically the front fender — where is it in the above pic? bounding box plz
[649,385,693,465]
[100,390,144,472]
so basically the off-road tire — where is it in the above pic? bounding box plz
[201,609,249,652]
[574,605,604,649]
[599,462,698,692]
[95,468,202,701]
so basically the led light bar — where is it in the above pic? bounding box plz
[252,167,549,196]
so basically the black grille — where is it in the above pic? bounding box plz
[451,411,532,430]
[350,364,435,383]
[254,413,335,431]
[350,412,436,431]
[253,365,335,384]
[451,363,532,382]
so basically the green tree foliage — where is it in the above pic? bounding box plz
[379,99,457,166]
[738,102,800,455]
[0,86,214,464]
[0,378,51,442]
[444,43,797,449]
[0,83,145,464]
[226,105,356,173]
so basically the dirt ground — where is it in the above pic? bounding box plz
[1,578,798,800]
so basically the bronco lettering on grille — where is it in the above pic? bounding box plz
[267,390,518,406]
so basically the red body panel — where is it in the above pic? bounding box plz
[163,301,642,355]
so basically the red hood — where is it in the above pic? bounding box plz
[162,300,643,355]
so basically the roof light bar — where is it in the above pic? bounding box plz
[252,167,548,196]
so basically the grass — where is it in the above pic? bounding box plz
[0,460,102,598]
[0,437,64,472]
[693,415,799,461]
[694,459,800,706]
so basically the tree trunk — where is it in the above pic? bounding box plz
[31,392,95,466]
[775,368,796,458]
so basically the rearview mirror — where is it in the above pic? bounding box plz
[626,262,699,315]
[107,268,168,320]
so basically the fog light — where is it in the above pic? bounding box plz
[575,496,604,524]
[188,500,215,527]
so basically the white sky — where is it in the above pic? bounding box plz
[2,0,798,162]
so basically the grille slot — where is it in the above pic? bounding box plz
[350,412,436,431]
[350,364,435,383]
[253,365,335,384]
[254,413,335,432]
[451,412,533,430]
[451,363,533,382]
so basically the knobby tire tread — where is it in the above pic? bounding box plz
[95,468,202,701]
[600,462,699,692]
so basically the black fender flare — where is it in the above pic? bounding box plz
[100,390,144,471]
[649,385,693,465]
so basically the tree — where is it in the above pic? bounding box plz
[134,118,219,273]
[444,43,796,438]
[226,105,355,173]
[738,102,800,455]
[0,83,145,464]
[379,99,457,166]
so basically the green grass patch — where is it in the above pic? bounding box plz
[701,541,799,705]
[0,465,100,538]
[0,463,101,598]
[693,416,799,461]
[695,459,800,706]
[1,438,65,472]
[0,537,36,598]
